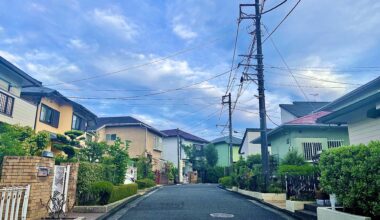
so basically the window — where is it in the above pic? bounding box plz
[154,136,163,151]
[106,134,117,141]
[0,91,14,116]
[327,140,344,149]
[302,142,322,160]
[72,114,84,130]
[40,104,60,128]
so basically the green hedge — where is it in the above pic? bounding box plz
[204,166,224,183]
[91,181,113,205]
[109,183,138,203]
[278,164,316,176]
[135,178,156,189]
[218,176,233,188]
[319,142,380,217]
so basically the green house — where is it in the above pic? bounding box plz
[252,111,349,161]
[211,136,242,167]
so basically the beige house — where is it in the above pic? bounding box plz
[93,116,167,171]
[0,56,41,127]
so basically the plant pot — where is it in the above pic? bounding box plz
[317,207,371,220]
[286,200,314,212]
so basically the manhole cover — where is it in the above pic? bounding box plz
[210,213,234,218]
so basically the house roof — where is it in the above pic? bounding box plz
[21,86,97,119]
[0,56,42,87]
[279,101,330,117]
[161,129,209,143]
[93,116,167,137]
[250,111,346,144]
[211,136,242,145]
[318,76,380,112]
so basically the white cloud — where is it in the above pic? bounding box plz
[0,50,22,63]
[67,38,97,52]
[28,3,47,12]
[90,8,137,41]
[4,36,24,44]
[172,23,198,40]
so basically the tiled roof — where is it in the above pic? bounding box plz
[0,56,42,87]
[161,129,209,143]
[286,111,331,125]
[211,136,242,145]
[279,101,330,117]
[93,116,166,137]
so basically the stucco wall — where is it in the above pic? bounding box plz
[215,143,240,167]
[240,131,261,157]
[35,97,74,135]
[281,108,297,124]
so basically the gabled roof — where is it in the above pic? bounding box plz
[161,129,209,143]
[211,136,242,145]
[279,101,330,117]
[239,128,271,154]
[286,111,331,125]
[21,86,97,120]
[93,116,167,137]
[0,56,42,87]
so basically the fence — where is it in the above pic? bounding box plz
[0,185,30,220]
[285,174,318,200]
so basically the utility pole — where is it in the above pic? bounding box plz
[239,0,270,191]
[176,128,181,183]
[222,93,233,166]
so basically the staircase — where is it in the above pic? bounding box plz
[294,203,327,220]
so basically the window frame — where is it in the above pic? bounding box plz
[71,113,83,130]
[39,104,60,128]
[0,91,14,117]
[106,134,117,141]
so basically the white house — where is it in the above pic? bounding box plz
[279,101,330,124]
[0,56,41,128]
[161,129,209,183]
[239,128,261,158]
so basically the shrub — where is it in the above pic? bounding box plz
[319,142,380,217]
[91,181,114,205]
[109,183,138,203]
[204,166,224,183]
[136,178,156,189]
[218,176,233,188]
[281,150,305,165]
[278,164,316,176]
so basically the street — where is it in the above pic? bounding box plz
[108,184,295,220]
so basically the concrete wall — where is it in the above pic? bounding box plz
[35,97,74,135]
[0,88,37,127]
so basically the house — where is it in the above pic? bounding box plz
[317,76,380,145]
[211,136,242,167]
[279,101,330,124]
[93,116,167,171]
[0,56,42,127]
[161,129,209,183]
[21,86,97,136]
[239,128,273,158]
[251,111,349,161]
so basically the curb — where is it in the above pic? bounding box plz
[96,186,161,220]
[218,185,301,220]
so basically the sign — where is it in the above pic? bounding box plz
[37,167,49,177]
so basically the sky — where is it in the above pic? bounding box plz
[1,0,380,140]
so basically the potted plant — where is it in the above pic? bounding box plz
[315,189,330,206]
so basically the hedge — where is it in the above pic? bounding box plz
[91,181,113,205]
[278,164,316,176]
[319,142,380,217]
[109,183,138,203]
[218,176,233,188]
[135,178,156,189]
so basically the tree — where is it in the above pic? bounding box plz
[136,155,154,180]
[79,141,108,162]
[105,138,130,184]
[281,150,305,165]
[205,144,218,167]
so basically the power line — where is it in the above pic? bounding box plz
[226,20,241,94]
[266,113,280,126]
[44,38,221,87]
[261,0,288,15]
[55,86,218,92]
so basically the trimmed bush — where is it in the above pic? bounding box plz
[136,178,156,189]
[218,176,233,188]
[91,181,114,205]
[278,164,316,176]
[204,166,224,183]
[109,183,138,203]
[319,142,380,217]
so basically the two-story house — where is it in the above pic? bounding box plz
[93,116,167,172]
[211,136,242,167]
[161,129,209,183]
[279,101,330,124]
[0,56,42,127]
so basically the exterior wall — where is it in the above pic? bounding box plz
[215,143,240,167]
[61,162,79,211]
[97,126,163,171]
[35,97,74,135]
[348,117,380,145]
[0,88,36,127]
[270,127,349,160]
[162,137,178,167]
[1,156,55,220]
[281,108,297,124]
[241,131,261,158]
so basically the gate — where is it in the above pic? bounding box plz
[0,185,30,220]
[50,165,70,213]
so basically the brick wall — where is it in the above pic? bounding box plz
[1,156,54,220]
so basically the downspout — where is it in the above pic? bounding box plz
[33,98,41,131]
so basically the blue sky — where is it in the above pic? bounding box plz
[1,0,380,140]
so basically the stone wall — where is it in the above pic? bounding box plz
[1,156,54,220]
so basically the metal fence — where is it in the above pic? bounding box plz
[0,185,30,220]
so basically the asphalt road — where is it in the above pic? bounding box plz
[108,184,295,220]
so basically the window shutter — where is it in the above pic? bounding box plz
[52,110,60,128]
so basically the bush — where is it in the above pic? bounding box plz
[136,178,156,189]
[319,142,380,217]
[109,183,138,203]
[281,150,305,165]
[218,176,233,188]
[91,181,114,205]
[204,166,224,183]
[278,164,316,176]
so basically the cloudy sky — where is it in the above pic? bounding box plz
[1,0,379,140]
